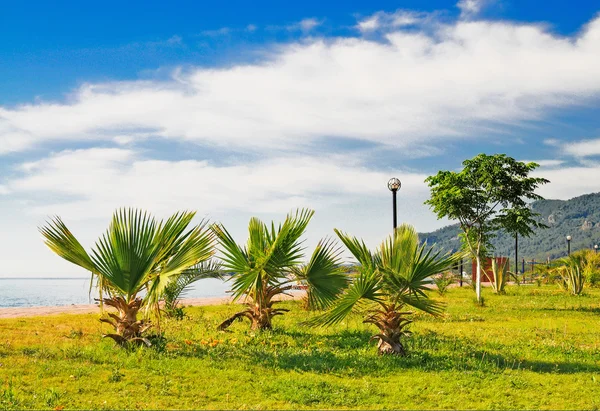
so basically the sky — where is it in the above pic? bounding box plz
[1,0,600,277]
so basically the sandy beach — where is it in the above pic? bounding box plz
[0,293,304,319]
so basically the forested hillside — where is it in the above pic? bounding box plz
[420,192,600,262]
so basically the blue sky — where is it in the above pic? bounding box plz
[1,0,600,276]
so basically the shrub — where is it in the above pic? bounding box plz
[487,258,508,294]
[555,255,586,295]
[432,271,455,295]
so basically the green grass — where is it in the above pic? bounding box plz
[1,286,600,409]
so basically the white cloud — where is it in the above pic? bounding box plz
[267,18,323,33]
[5,147,431,220]
[457,0,489,19]
[356,10,423,32]
[296,18,322,32]
[3,16,600,157]
[543,138,562,147]
[0,147,441,277]
[357,16,380,32]
[535,165,600,200]
[521,159,565,168]
[563,138,600,157]
[2,15,600,156]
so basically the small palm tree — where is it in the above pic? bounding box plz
[213,209,348,330]
[487,258,509,294]
[310,224,461,355]
[40,209,215,345]
[555,254,586,295]
[163,260,223,319]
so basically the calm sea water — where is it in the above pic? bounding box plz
[0,278,231,308]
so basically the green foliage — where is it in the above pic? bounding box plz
[212,209,346,329]
[311,224,461,354]
[553,250,600,295]
[162,260,223,319]
[292,239,348,310]
[40,209,215,306]
[555,255,586,295]
[487,258,508,294]
[431,272,455,295]
[2,287,600,409]
[421,192,600,262]
[425,154,549,302]
[39,209,216,342]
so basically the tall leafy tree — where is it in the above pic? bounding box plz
[425,154,549,302]
[213,209,348,330]
[309,224,461,355]
[40,209,215,345]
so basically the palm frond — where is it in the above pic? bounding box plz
[334,229,378,270]
[397,292,445,316]
[39,217,96,273]
[144,216,216,310]
[292,238,348,310]
[307,268,383,326]
[212,223,250,273]
[265,209,314,274]
[89,208,160,300]
[163,260,223,310]
[381,225,463,302]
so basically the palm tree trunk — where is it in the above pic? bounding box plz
[252,312,273,330]
[365,304,411,356]
[98,297,151,345]
[377,337,406,355]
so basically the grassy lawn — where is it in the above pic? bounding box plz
[1,285,600,410]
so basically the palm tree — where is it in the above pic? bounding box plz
[213,209,348,330]
[310,224,461,355]
[162,260,223,319]
[39,208,215,345]
[555,254,586,295]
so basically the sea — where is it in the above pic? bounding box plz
[0,277,231,308]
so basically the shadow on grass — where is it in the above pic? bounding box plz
[169,326,600,376]
[536,306,600,314]
[243,331,600,376]
[247,347,600,375]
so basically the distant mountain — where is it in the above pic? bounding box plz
[419,192,600,263]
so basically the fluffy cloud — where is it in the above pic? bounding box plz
[535,165,600,200]
[521,159,565,168]
[457,0,488,18]
[356,10,423,32]
[4,147,431,220]
[562,138,600,157]
[295,18,322,32]
[2,15,600,156]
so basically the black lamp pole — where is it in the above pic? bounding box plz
[387,178,401,231]
[566,235,572,256]
[594,244,598,254]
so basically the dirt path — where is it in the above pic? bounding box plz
[0,293,304,319]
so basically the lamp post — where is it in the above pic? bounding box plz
[387,178,401,231]
[566,235,572,256]
[594,244,598,254]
